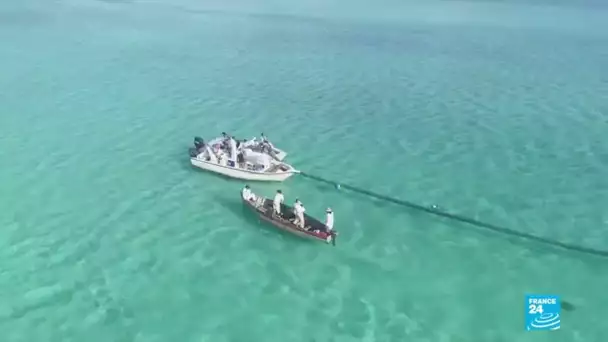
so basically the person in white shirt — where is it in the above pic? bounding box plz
[273,190,284,217]
[241,185,255,201]
[228,137,238,165]
[292,199,306,228]
[324,208,334,232]
[217,150,226,166]
[292,199,300,215]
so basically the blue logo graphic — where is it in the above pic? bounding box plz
[525,294,561,331]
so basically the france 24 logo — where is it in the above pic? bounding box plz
[525,294,561,331]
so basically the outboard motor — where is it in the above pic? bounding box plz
[194,136,205,150]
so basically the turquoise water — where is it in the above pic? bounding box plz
[1,0,608,341]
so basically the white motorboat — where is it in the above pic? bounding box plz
[189,137,299,182]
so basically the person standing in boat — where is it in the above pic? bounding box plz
[236,151,245,168]
[228,136,238,166]
[324,208,334,232]
[273,190,284,217]
[236,138,246,167]
[292,199,306,229]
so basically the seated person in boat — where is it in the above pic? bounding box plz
[261,142,271,154]
[260,133,273,146]
[260,137,272,153]
[217,150,227,166]
[221,132,232,150]
[273,190,284,217]
[292,199,306,229]
[258,133,274,151]
[241,185,256,201]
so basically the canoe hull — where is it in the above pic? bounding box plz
[242,196,337,245]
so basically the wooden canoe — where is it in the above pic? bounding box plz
[242,195,338,245]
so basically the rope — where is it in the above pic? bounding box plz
[299,172,608,258]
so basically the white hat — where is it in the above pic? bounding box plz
[326,207,332,212]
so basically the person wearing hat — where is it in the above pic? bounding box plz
[228,135,238,166]
[324,207,334,232]
[241,185,256,202]
[273,190,284,217]
[292,199,306,229]
[259,133,276,154]
[220,132,231,151]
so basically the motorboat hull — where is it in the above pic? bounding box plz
[190,158,298,182]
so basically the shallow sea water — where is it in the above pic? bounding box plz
[1,0,608,341]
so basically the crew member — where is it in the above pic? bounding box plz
[221,132,230,150]
[217,150,227,166]
[324,208,334,232]
[229,136,238,165]
[273,190,284,217]
[237,151,245,167]
[241,185,255,201]
[260,133,273,153]
[293,199,306,228]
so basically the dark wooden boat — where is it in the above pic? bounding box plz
[242,195,338,245]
